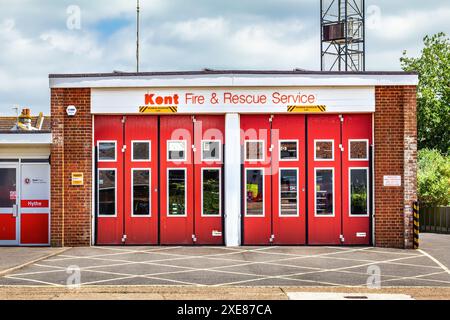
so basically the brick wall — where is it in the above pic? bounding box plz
[374,86,417,249]
[51,88,92,247]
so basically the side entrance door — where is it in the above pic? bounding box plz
[0,164,19,245]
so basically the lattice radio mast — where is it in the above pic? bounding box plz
[321,0,365,71]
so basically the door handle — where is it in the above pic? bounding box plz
[12,204,18,218]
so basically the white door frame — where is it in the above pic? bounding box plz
[0,162,20,246]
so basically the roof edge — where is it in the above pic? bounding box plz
[49,70,419,79]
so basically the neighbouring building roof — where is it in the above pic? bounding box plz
[0,116,51,132]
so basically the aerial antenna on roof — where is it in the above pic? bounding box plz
[136,0,140,73]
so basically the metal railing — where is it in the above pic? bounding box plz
[419,205,450,234]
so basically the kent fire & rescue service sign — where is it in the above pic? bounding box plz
[91,87,375,114]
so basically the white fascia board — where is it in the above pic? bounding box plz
[232,74,419,87]
[49,74,419,89]
[50,75,234,89]
[0,133,52,145]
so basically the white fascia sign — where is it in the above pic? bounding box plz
[91,87,376,114]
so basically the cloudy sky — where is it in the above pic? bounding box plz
[0,0,449,115]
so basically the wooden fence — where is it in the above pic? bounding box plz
[419,205,450,234]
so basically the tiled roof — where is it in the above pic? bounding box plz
[0,116,51,131]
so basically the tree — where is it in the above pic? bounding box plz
[418,149,450,206]
[401,33,450,155]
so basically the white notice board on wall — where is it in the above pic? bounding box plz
[383,176,402,187]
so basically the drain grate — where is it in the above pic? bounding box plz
[287,292,414,300]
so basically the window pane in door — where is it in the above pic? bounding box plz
[246,169,264,216]
[202,169,220,216]
[133,170,150,216]
[350,169,368,215]
[168,141,186,161]
[315,141,333,160]
[0,168,16,207]
[280,169,298,216]
[202,141,221,161]
[350,141,368,160]
[99,170,116,215]
[168,170,186,216]
[315,169,333,215]
[98,142,116,161]
[280,141,298,160]
[245,141,264,161]
[133,142,150,161]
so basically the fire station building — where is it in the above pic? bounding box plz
[0,70,419,249]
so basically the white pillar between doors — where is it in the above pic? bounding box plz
[224,113,241,246]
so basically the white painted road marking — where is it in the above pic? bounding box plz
[418,249,450,275]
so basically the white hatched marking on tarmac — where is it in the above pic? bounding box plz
[2,246,448,288]
[418,249,450,275]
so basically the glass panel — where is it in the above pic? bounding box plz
[246,141,264,161]
[168,141,186,161]
[0,168,16,207]
[280,141,298,160]
[315,141,333,160]
[168,170,186,216]
[315,169,333,215]
[246,169,264,216]
[98,142,116,161]
[202,169,220,216]
[202,141,221,161]
[350,169,368,215]
[99,170,116,215]
[133,142,150,161]
[133,170,150,216]
[350,141,368,160]
[280,169,298,216]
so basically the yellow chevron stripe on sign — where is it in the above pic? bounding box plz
[139,106,178,114]
[287,105,327,113]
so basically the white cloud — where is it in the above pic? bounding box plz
[167,17,229,41]
[40,31,102,58]
[370,7,450,41]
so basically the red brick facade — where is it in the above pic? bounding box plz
[374,86,417,248]
[51,88,92,247]
[50,85,417,248]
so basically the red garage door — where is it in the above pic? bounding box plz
[342,114,372,245]
[194,115,225,245]
[241,115,306,245]
[95,115,124,245]
[95,115,224,245]
[124,116,159,245]
[307,114,372,245]
[307,115,342,245]
[272,115,306,245]
[159,116,195,244]
[242,114,371,246]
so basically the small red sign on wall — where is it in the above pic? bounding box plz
[21,200,49,208]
